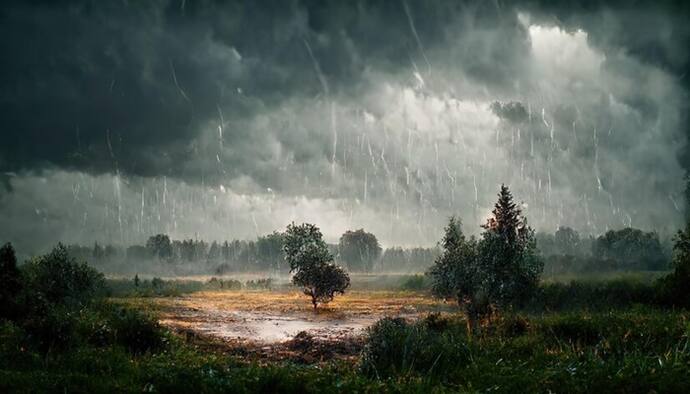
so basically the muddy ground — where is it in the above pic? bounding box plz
[133,290,450,363]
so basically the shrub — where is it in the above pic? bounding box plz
[107,305,166,354]
[399,274,429,291]
[656,223,690,308]
[21,243,106,309]
[530,279,657,311]
[360,316,470,379]
[494,314,530,337]
[245,278,273,290]
[21,305,80,354]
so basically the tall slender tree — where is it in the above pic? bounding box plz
[478,184,542,311]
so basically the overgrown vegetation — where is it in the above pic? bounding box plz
[359,310,690,392]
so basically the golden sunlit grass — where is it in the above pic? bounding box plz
[177,290,441,314]
[119,289,449,318]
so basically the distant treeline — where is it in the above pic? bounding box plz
[538,227,671,274]
[64,226,670,275]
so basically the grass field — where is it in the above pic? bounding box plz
[3,273,690,392]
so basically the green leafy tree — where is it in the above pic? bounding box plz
[92,242,105,260]
[207,241,221,263]
[658,177,690,306]
[554,226,580,256]
[22,243,106,309]
[478,185,543,312]
[283,223,332,272]
[283,223,350,309]
[594,228,666,270]
[146,234,172,262]
[0,242,22,319]
[427,217,479,327]
[338,229,382,272]
[292,262,350,309]
[257,231,285,271]
[428,185,543,334]
[659,223,690,307]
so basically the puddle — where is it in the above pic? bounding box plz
[151,290,442,344]
[160,307,377,342]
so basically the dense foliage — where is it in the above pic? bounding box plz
[428,185,543,332]
[283,223,350,308]
[21,244,107,308]
[338,229,382,272]
[360,309,690,392]
[538,226,670,273]
[656,221,690,307]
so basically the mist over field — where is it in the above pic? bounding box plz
[1,0,688,256]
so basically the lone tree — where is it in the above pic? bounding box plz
[338,229,382,272]
[427,185,542,334]
[283,223,350,309]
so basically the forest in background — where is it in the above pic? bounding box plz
[57,225,671,276]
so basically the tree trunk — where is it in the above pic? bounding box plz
[460,298,474,338]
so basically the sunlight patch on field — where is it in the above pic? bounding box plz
[136,290,449,343]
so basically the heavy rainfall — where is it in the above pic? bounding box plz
[1,1,689,392]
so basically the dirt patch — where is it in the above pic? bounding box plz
[140,289,448,363]
[159,307,377,342]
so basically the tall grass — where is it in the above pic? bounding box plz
[359,309,690,392]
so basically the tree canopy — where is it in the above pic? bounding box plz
[338,229,382,272]
[428,185,543,333]
[283,223,350,309]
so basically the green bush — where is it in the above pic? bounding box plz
[206,277,243,290]
[360,316,470,379]
[21,243,106,309]
[21,306,80,354]
[529,279,657,311]
[107,305,167,355]
[245,278,273,290]
[399,274,429,291]
[106,277,204,297]
[656,271,690,308]
[0,321,40,370]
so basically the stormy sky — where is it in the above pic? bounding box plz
[1,0,689,254]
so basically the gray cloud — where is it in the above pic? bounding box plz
[0,0,688,252]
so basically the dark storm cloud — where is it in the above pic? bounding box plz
[0,0,689,252]
[490,102,529,124]
[0,0,536,183]
[521,0,690,165]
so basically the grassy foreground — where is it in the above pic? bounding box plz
[2,246,689,393]
[2,296,689,393]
